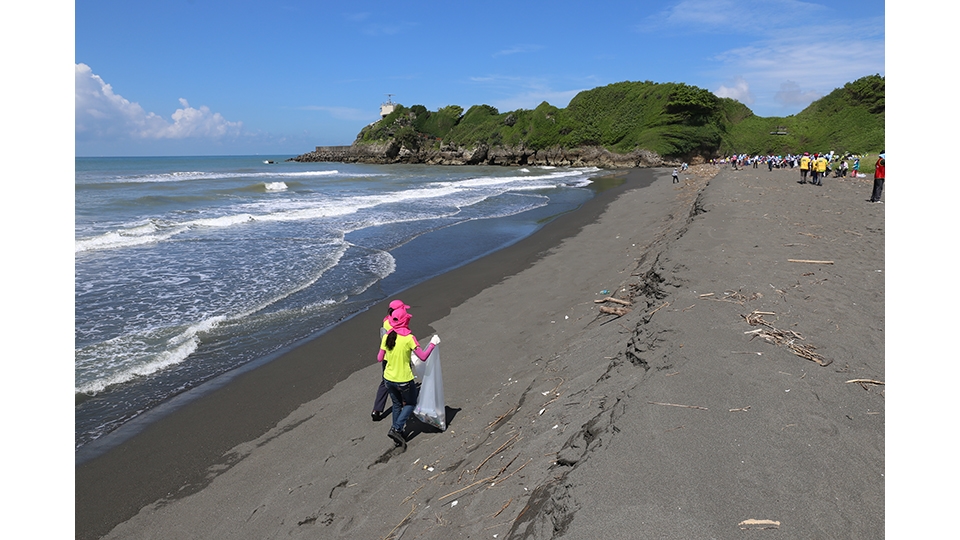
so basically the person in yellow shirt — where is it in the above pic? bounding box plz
[814,155,827,186]
[371,299,409,421]
[377,306,439,450]
[798,152,811,184]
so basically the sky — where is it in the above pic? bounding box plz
[73,0,886,157]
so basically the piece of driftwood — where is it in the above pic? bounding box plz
[846,378,885,391]
[382,502,417,540]
[474,433,520,477]
[738,519,781,530]
[648,401,708,410]
[741,313,832,366]
[486,405,518,430]
[599,306,629,316]
[789,342,829,366]
[594,296,632,306]
[648,301,669,316]
[788,258,834,264]
[490,498,513,519]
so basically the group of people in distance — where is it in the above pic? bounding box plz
[713,150,884,203]
[371,299,440,451]
[798,152,834,186]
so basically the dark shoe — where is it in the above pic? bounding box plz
[371,411,382,421]
[388,428,407,450]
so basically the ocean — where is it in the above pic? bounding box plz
[75,155,607,453]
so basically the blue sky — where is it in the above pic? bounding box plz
[74,0,886,157]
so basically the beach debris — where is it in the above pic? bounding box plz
[648,401,708,410]
[440,457,531,503]
[474,433,521,477]
[729,406,751,412]
[383,502,417,539]
[846,378,885,390]
[738,519,781,530]
[595,296,633,318]
[486,405,518,430]
[788,258,835,265]
[647,301,669,316]
[594,296,632,306]
[741,313,832,366]
[712,290,761,306]
[490,498,513,518]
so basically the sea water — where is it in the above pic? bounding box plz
[75,156,603,451]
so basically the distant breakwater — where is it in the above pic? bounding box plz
[290,142,667,168]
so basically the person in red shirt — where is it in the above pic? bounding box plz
[870,152,885,203]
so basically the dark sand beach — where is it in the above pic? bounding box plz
[76,164,884,539]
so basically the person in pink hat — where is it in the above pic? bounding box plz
[377,306,439,450]
[371,299,410,421]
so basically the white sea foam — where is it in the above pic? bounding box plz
[264,181,288,191]
[75,317,223,395]
[118,169,341,183]
[75,222,190,253]
[192,214,256,228]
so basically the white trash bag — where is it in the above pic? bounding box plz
[413,344,445,430]
[410,351,427,380]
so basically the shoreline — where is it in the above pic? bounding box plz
[79,164,884,539]
[75,167,655,539]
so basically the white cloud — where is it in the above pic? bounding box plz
[75,63,241,141]
[714,76,754,105]
[647,0,828,31]
[774,80,821,108]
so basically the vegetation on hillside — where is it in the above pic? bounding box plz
[356,75,884,159]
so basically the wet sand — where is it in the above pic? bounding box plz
[77,164,885,539]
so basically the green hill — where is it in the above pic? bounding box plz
[353,75,884,162]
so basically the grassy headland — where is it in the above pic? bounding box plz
[354,75,884,163]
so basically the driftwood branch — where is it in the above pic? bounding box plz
[599,306,629,316]
[490,498,513,519]
[738,519,781,530]
[741,313,832,366]
[846,378,885,391]
[594,296,632,306]
[382,502,417,540]
[788,258,834,264]
[475,433,520,477]
[648,301,669,316]
[648,401,708,410]
[486,405,518,430]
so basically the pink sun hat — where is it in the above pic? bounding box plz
[389,299,410,311]
[388,307,412,335]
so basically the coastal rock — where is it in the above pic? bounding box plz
[290,143,667,168]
